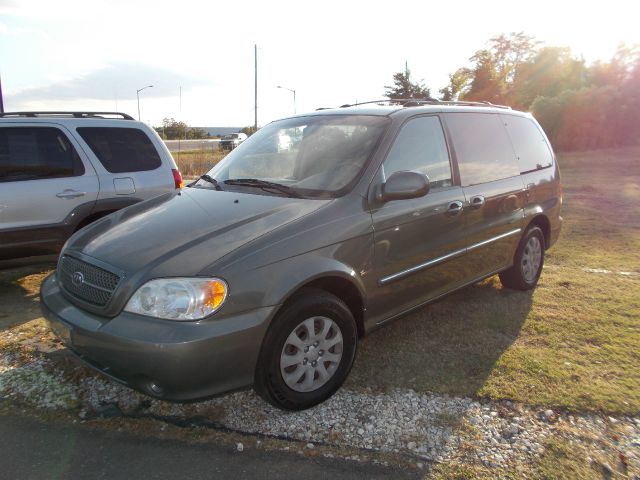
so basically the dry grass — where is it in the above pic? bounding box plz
[172,149,227,178]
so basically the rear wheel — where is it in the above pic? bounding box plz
[254,289,358,410]
[499,226,545,290]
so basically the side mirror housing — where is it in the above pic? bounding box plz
[378,171,430,203]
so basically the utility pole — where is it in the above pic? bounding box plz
[254,44,258,130]
[0,74,4,113]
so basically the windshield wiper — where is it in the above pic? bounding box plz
[189,174,223,190]
[224,178,303,198]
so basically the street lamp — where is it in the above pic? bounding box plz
[136,85,153,120]
[277,85,296,114]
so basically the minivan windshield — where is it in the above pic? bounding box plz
[202,115,388,198]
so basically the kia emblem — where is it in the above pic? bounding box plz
[71,271,85,287]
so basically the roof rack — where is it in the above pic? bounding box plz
[338,99,511,110]
[0,111,135,120]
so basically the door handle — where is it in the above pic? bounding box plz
[525,183,535,199]
[446,200,464,216]
[470,195,485,209]
[56,189,86,199]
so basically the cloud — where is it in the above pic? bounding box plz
[9,62,210,103]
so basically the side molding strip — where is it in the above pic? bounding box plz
[466,228,522,252]
[378,248,466,286]
[378,228,522,286]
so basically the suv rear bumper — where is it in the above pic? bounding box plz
[40,273,275,401]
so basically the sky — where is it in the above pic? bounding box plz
[1,0,639,128]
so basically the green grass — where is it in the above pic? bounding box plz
[533,438,603,480]
[348,146,640,415]
[428,438,602,480]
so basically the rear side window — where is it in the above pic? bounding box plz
[501,115,553,173]
[383,116,452,189]
[77,127,161,173]
[0,127,84,182]
[445,113,519,186]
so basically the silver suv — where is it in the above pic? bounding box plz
[0,111,182,260]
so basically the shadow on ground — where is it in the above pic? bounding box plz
[0,258,56,330]
[348,277,533,398]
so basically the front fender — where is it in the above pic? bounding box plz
[215,234,374,324]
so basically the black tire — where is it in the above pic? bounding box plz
[499,226,545,291]
[254,289,358,411]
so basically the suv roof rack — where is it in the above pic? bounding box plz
[0,111,135,120]
[338,99,511,110]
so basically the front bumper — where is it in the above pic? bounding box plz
[40,273,276,401]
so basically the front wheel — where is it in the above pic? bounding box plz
[499,226,545,290]
[254,289,358,410]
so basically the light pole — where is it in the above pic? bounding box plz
[277,85,296,114]
[136,85,153,120]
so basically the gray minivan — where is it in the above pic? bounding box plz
[41,102,562,410]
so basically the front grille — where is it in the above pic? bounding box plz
[58,255,121,306]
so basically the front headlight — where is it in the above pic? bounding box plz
[124,277,228,321]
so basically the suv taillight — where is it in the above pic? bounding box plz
[172,169,183,189]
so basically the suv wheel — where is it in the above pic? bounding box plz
[499,226,545,290]
[254,289,358,410]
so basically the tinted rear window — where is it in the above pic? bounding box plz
[501,115,553,173]
[77,127,161,173]
[445,113,519,186]
[0,127,84,182]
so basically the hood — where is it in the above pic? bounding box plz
[66,188,330,277]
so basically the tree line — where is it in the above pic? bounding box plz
[386,33,640,152]
[154,118,209,140]
[155,119,257,140]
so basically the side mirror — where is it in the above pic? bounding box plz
[378,171,430,203]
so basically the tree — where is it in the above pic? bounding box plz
[464,49,502,103]
[384,65,431,101]
[186,127,207,139]
[439,32,538,105]
[511,47,587,109]
[154,118,208,140]
[439,69,471,101]
[241,125,258,137]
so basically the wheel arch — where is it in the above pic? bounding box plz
[275,272,366,339]
[73,209,117,232]
[526,214,551,249]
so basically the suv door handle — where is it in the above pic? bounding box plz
[56,189,86,199]
[446,200,464,216]
[470,195,485,209]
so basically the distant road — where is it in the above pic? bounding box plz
[164,139,220,152]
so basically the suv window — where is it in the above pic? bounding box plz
[77,127,161,173]
[0,127,84,183]
[445,113,519,186]
[501,115,553,173]
[383,116,452,189]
